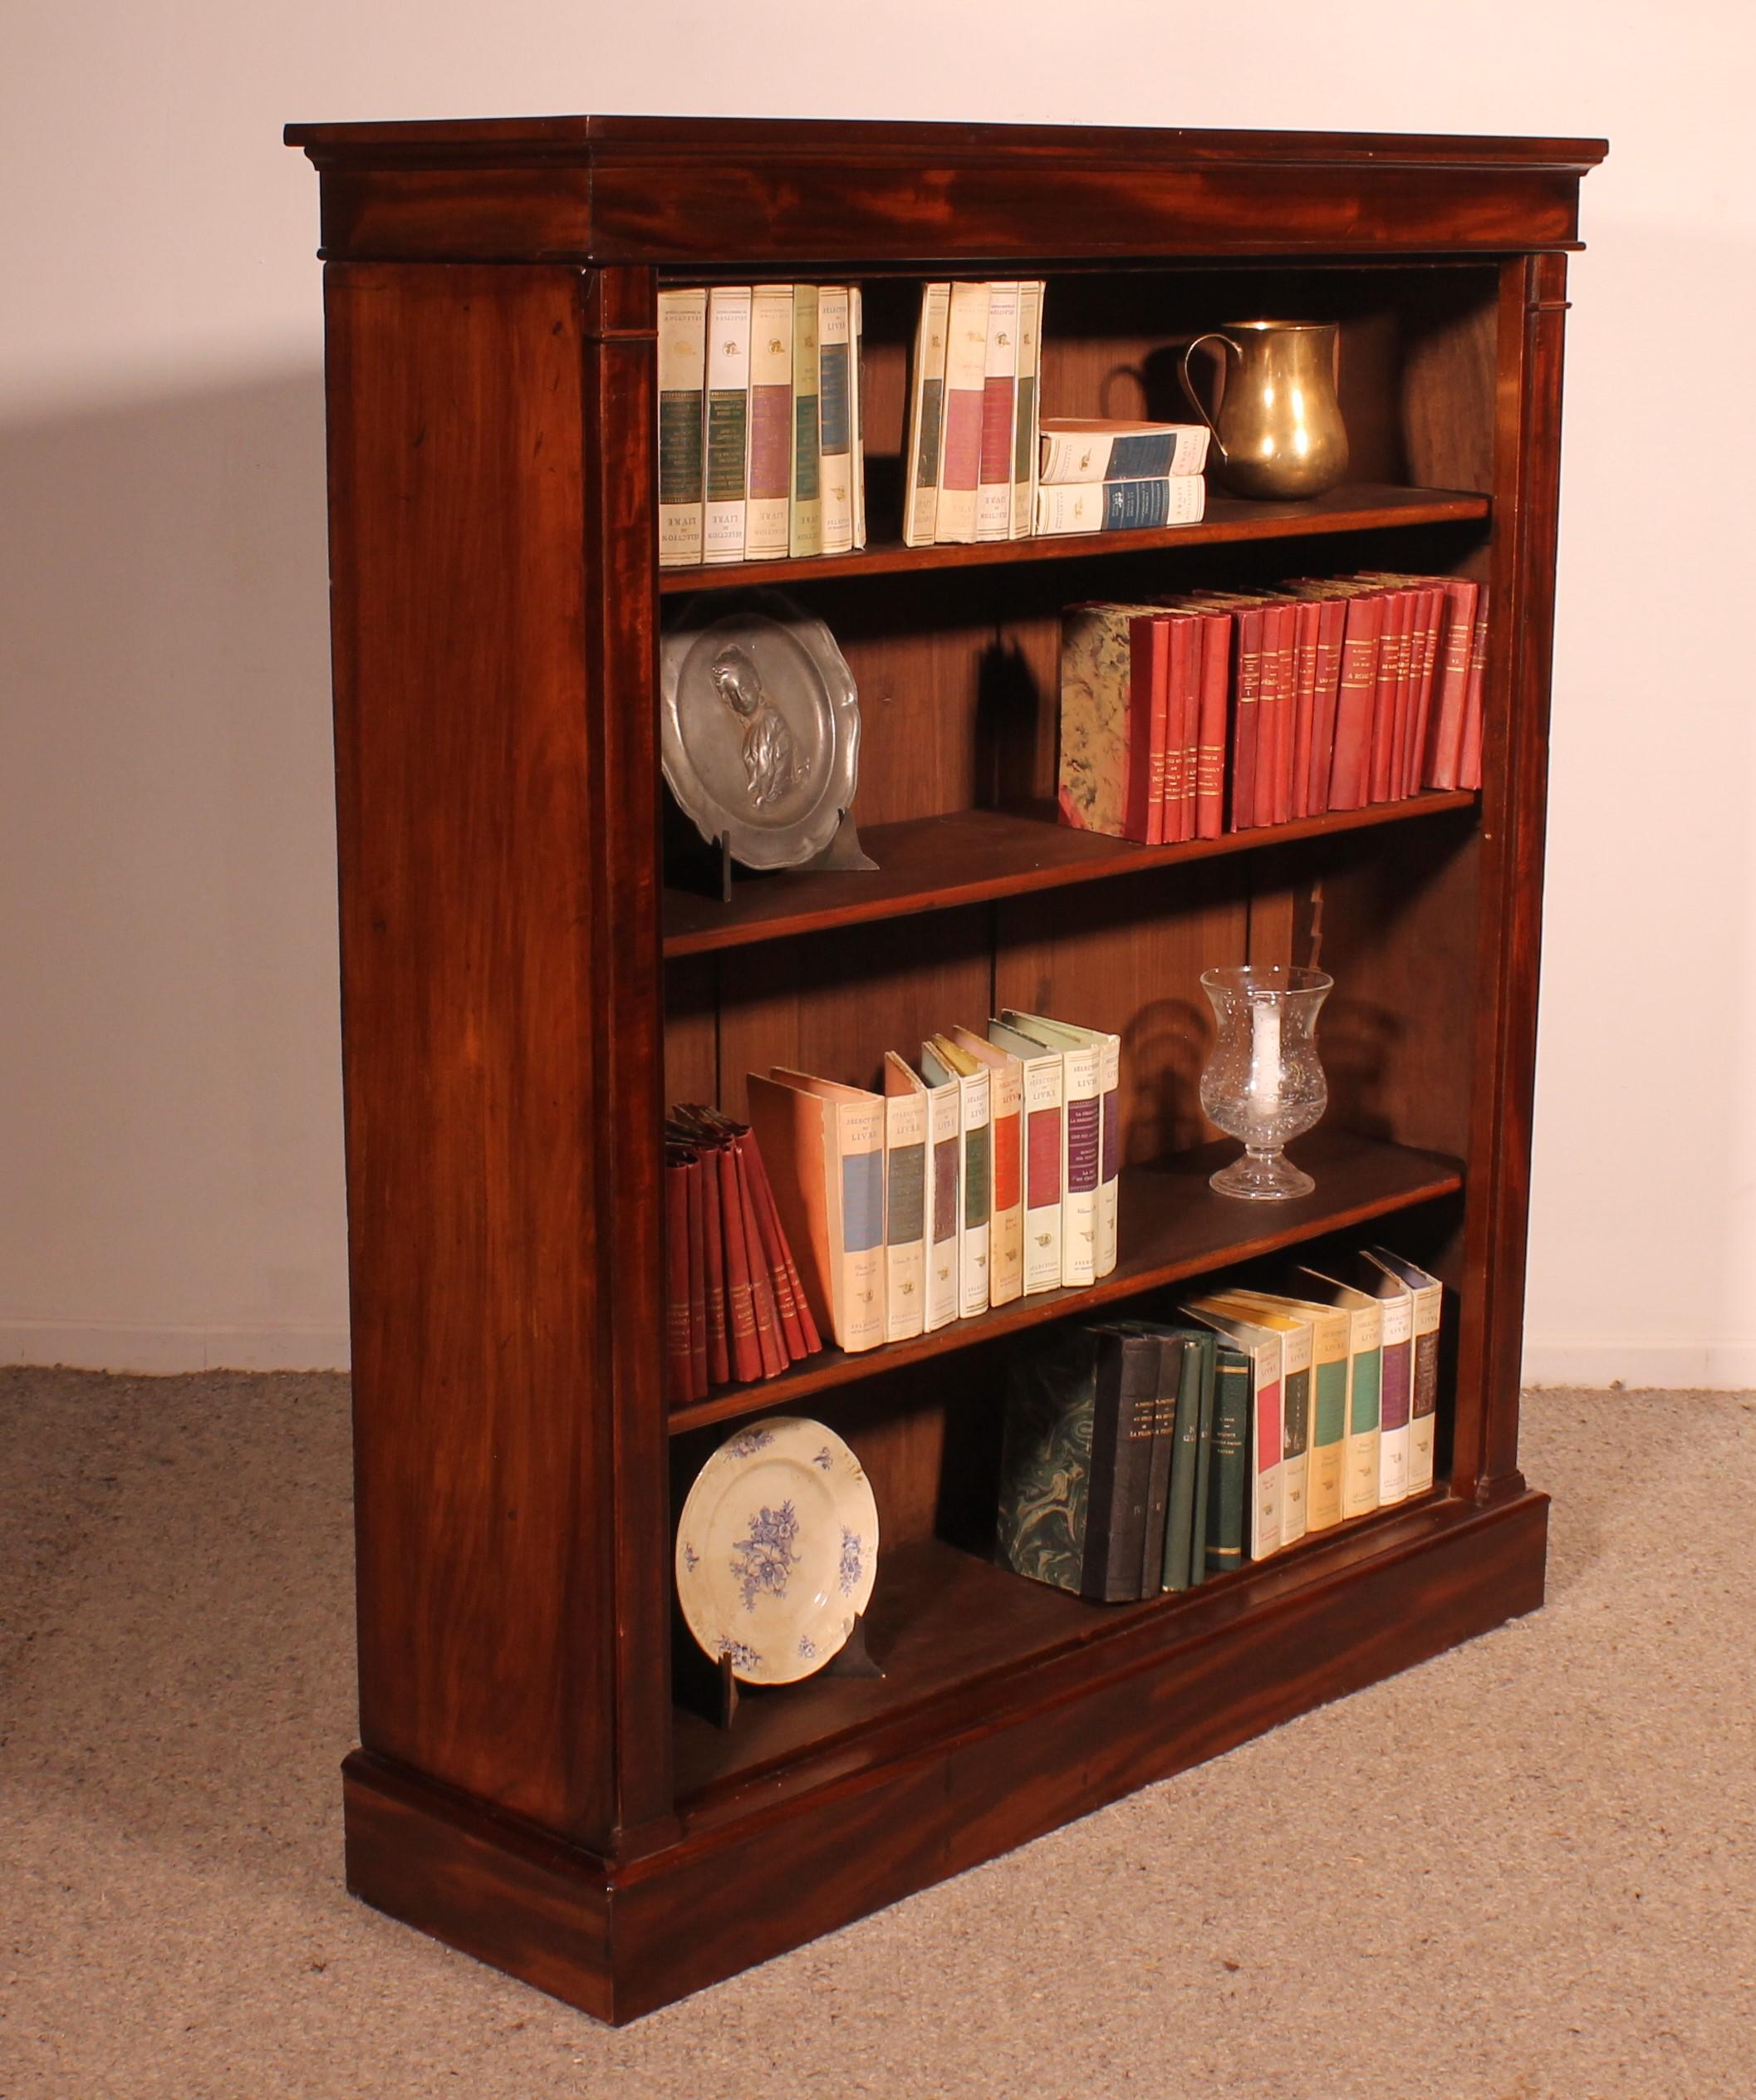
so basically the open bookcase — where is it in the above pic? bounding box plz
[286,115,1603,2022]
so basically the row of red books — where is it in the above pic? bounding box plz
[664,1104,822,1405]
[1056,572,1488,846]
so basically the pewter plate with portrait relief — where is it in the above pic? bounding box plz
[660,591,861,870]
[674,1416,879,1685]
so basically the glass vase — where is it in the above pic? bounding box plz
[1199,964,1332,1200]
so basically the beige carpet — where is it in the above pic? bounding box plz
[2,1369,1749,2098]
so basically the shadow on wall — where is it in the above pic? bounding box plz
[0,372,351,1366]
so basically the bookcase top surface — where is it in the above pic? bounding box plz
[284,113,1606,169]
[286,115,1604,266]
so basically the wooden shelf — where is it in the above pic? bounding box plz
[674,1490,1455,1805]
[665,791,1478,959]
[668,1129,1462,1435]
[658,484,1489,595]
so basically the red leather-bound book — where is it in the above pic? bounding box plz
[1194,608,1232,839]
[1375,586,1415,802]
[1459,587,1490,789]
[1163,614,1194,842]
[744,1133,823,1356]
[1407,584,1445,797]
[1231,603,1265,830]
[1259,602,1297,827]
[684,1151,709,1400]
[1288,597,1321,820]
[733,1143,787,1376]
[738,1135,806,1362]
[716,1134,764,1381]
[1329,590,1383,810]
[1308,596,1348,816]
[1140,613,1173,846]
[664,1151,693,1404]
[699,1145,731,1386]
[1424,578,1479,789]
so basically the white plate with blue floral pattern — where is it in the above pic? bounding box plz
[675,1416,879,1685]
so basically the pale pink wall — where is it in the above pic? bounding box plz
[3,0,1749,1381]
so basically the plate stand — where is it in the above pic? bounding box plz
[706,812,878,902]
[675,1611,883,1731]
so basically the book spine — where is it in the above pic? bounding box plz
[850,285,866,548]
[1059,1045,1102,1288]
[1342,1312,1384,1519]
[883,1087,928,1342]
[1406,584,1443,797]
[924,1084,962,1332]
[817,287,855,555]
[1372,587,1411,802]
[1019,1055,1064,1293]
[977,282,1019,541]
[987,1058,1024,1308]
[1134,613,1170,846]
[1165,614,1197,845]
[655,287,707,568]
[1329,593,1382,810]
[1289,599,1320,822]
[1094,1033,1120,1280]
[1407,1279,1442,1494]
[717,1136,765,1381]
[699,1145,730,1385]
[1161,1340,1204,1592]
[1010,281,1042,539]
[1057,605,1154,841]
[684,1153,708,1398]
[1140,1337,1181,1596]
[1248,1339,1283,1561]
[1229,606,1263,832]
[1194,611,1230,840]
[1459,589,1489,789]
[1376,1288,1414,1507]
[934,281,991,544]
[742,1131,822,1355]
[1083,1335,1160,1602]
[738,1140,804,1363]
[1204,1347,1249,1577]
[994,1337,1096,1595]
[787,284,822,558]
[835,1100,886,1352]
[743,285,793,561]
[701,286,752,564]
[1279,1357,1311,1548]
[902,282,951,547]
[1425,578,1479,789]
[1037,424,1209,483]
[1260,601,1297,827]
[733,1146,786,1376]
[1306,1336,1348,1532]
[1032,474,1204,535]
[1308,596,1348,817]
[956,1072,993,1319]
[664,1156,693,1402]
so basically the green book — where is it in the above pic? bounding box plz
[1163,1327,1214,1591]
[1189,1327,1216,1581]
[1204,1343,1250,1577]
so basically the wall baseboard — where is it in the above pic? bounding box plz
[1523,1340,1756,1391]
[0,1319,350,1374]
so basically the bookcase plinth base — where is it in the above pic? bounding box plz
[341,1484,1548,2024]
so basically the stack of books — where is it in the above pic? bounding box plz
[663,1105,823,1404]
[994,1245,1445,1600]
[1057,572,1488,845]
[657,284,866,568]
[900,281,1047,546]
[1033,417,1209,537]
[743,1011,1121,1359]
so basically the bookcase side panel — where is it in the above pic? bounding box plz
[323,261,626,1847]
[1452,253,1571,1499]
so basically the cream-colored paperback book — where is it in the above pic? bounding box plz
[998,1012,1119,1278]
[987,1018,1063,1293]
[743,284,793,561]
[702,285,752,563]
[901,282,951,547]
[787,284,822,558]
[949,1027,1023,1306]
[1222,1289,1351,1532]
[1181,1299,1286,1562]
[879,1053,928,1342]
[934,280,992,545]
[1293,1268,1385,1519]
[976,281,1019,541]
[745,1068,885,1352]
[1367,1246,1444,1495]
[921,1057,962,1331]
[1011,281,1043,541]
[817,287,855,554]
[997,1011,1101,1288]
[920,1036,991,1319]
[849,284,866,548]
[655,287,707,567]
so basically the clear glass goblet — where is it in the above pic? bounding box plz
[1199,964,1332,1200]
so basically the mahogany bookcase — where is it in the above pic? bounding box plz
[284,115,1604,2022]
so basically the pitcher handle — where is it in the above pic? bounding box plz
[1179,331,1237,462]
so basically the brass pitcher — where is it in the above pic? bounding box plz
[1179,321,1349,500]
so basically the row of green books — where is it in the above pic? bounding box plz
[994,1245,1442,1602]
[656,284,866,568]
